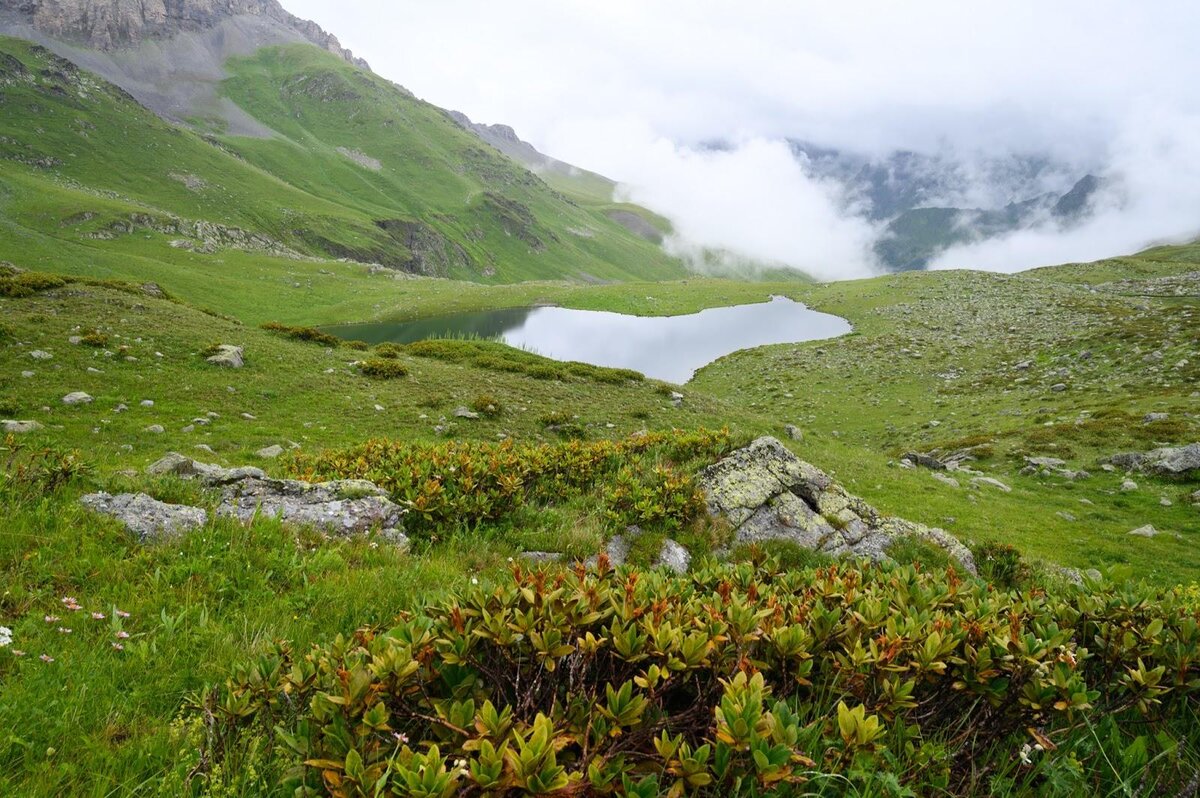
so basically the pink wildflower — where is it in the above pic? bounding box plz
[91,612,106,620]
[11,650,25,657]
[39,654,54,663]
[111,643,124,651]
[57,627,72,634]
[44,615,60,623]
[116,631,130,640]
[115,609,131,619]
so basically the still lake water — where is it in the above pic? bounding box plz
[325,296,851,384]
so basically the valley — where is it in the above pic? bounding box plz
[0,3,1198,796]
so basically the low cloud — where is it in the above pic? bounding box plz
[605,136,881,280]
[287,0,1200,278]
[930,107,1200,272]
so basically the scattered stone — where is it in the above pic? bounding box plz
[113,403,128,413]
[1,420,42,433]
[140,399,154,407]
[1056,511,1077,522]
[206,344,244,368]
[520,551,565,564]
[1050,383,1067,393]
[1143,412,1170,423]
[783,424,803,441]
[144,424,165,434]
[656,539,692,574]
[69,336,83,344]
[80,492,207,541]
[1159,497,1172,507]
[62,392,93,405]
[1121,479,1138,492]
[971,476,1012,493]
[194,444,215,454]
[931,472,960,488]
[29,350,52,360]
[1128,524,1158,538]
[256,445,284,459]
[146,453,265,484]
[21,371,34,378]
[453,407,480,420]
[698,437,975,572]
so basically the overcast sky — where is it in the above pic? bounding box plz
[288,1,1200,278]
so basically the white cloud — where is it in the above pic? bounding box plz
[287,0,1200,277]
[930,106,1200,271]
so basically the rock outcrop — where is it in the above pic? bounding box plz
[83,453,408,546]
[80,491,208,540]
[1108,444,1200,478]
[699,437,976,573]
[3,0,369,68]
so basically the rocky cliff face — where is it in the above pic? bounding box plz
[0,0,368,68]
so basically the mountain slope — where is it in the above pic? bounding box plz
[0,35,686,287]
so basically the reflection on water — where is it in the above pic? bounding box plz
[325,296,851,384]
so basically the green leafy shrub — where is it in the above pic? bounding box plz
[79,330,109,348]
[0,322,13,342]
[373,342,405,359]
[470,393,503,418]
[358,359,409,379]
[1,435,92,505]
[199,342,226,359]
[286,429,732,533]
[0,270,68,297]
[260,321,341,347]
[207,558,1200,796]
[972,540,1031,589]
[343,340,370,351]
[887,535,953,571]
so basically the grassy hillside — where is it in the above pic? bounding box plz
[1,30,1199,798]
[0,37,686,286]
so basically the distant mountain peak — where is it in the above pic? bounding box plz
[0,0,368,68]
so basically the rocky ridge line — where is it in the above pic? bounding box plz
[1,0,369,68]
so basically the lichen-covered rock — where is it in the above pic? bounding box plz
[1,420,42,433]
[206,344,244,368]
[1109,443,1200,477]
[699,437,976,572]
[80,491,208,540]
[142,452,407,546]
[217,476,407,545]
[656,539,692,575]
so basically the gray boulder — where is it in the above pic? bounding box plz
[144,452,407,545]
[80,492,208,541]
[62,392,93,405]
[971,476,1012,493]
[206,345,244,368]
[1109,443,1200,477]
[217,476,407,544]
[146,452,266,485]
[698,437,975,572]
[256,444,284,459]
[1,420,42,434]
[1128,524,1159,538]
[656,539,692,575]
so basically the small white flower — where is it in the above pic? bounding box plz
[470,577,479,585]
[0,626,12,648]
